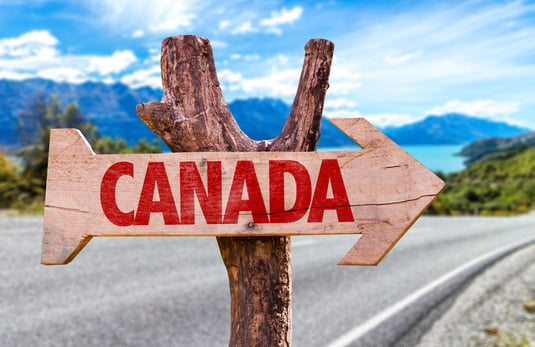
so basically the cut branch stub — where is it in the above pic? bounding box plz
[137,35,253,152]
[136,35,334,347]
[270,39,334,152]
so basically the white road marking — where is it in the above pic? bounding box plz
[325,235,535,347]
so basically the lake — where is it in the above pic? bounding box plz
[319,144,466,173]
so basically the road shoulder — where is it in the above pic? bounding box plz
[415,243,535,346]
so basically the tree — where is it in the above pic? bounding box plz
[92,136,162,154]
[0,149,20,208]
[12,94,162,211]
[16,95,99,192]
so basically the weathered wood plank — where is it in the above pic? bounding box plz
[42,118,444,265]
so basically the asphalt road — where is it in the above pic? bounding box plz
[1,214,534,347]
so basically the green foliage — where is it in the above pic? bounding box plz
[1,95,162,213]
[0,150,44,213]
[130,139,163,154]
[0,151,21,208]
[15,95,100,199]
[477,327,532,347]
[93,136,162,154]
[428,147,535,215]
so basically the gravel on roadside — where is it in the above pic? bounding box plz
[416,244,535,347]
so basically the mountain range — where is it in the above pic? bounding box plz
[0,78,531,151]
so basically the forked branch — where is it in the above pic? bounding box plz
[136,35,334,347]
[136,35,334,153]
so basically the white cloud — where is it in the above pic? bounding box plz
[324,98,358,110]
[121,65,162,89]
[363,113,418,127]
[0,31,62,80]
[37,67,87,84]
[219,20,231,30]
[87,0,197,33]
[0,70,33,80]
[231,21,258,35]
[322,100,418,128]
[0,30,141,85]
[260,6,303,26]
[210,40,229,48]
[323,109,363,119]
[328,64,362,95]
[88,50,137,75]
[384,51,422,65]
[0,30,58,58]
[230,53,260,61]
[149,15,195,32]
[218,69,242,84]
[328,79,362,95]
[132,29,144,38]
[264,27,283,35]
[218,51,361,104]
[198,5,303,37]
[324,111,418,128]
[143,49,160,64]
[276,54,289,65]
[324,107,421,128]
[426,100,520,118]
[219,67,300,98]
[259,6,303,35]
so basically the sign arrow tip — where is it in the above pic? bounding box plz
[329,117,445,266]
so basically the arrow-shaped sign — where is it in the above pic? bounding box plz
[41,118,444,266]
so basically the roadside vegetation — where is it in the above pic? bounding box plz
[428,144,535,215]
[0,94,162,214]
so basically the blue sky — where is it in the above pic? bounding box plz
[1,0,534,128]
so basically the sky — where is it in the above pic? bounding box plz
[0,0,534,129]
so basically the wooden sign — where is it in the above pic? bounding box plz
[41,117,444,266]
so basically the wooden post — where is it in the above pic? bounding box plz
[136,35,334,346]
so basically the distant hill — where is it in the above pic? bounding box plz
[458,131,535,165]
[428,146,535,215]
[383,113,530,145]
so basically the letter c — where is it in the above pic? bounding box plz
[101,162,135,226]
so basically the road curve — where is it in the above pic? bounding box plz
[1,214,534,346]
